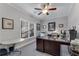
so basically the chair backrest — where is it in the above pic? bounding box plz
[69,29,77,41]
[9,46,15,52]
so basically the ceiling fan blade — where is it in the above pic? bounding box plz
[38,12,42,15]
[34,8,42,10]
[49,8,56,10]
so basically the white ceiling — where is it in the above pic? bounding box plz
[8,3,74,20]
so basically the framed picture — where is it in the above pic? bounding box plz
[21,19,28,38]
[2,18,14,29]
[21,31,28,38]
[48,22,55,31]
[59,24,64,28]
[43,25,46,29]
[36,23,40,31]
[30,23,34,37]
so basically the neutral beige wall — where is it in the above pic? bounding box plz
[40,16,68,34]
[0,4,40,48]
[68,4,79,32]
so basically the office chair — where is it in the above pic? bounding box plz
[0,48,8,56]
[8,45,21,55]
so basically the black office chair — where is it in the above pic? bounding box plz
[69,29,77,41]
[8,45,21,55]
[0,48,8,56]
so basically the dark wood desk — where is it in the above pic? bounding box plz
[36,36,70,56]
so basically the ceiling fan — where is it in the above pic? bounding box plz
[34,3,57,15]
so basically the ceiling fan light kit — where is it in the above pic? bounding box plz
[34,3,57,15]
[42,9,48,14]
